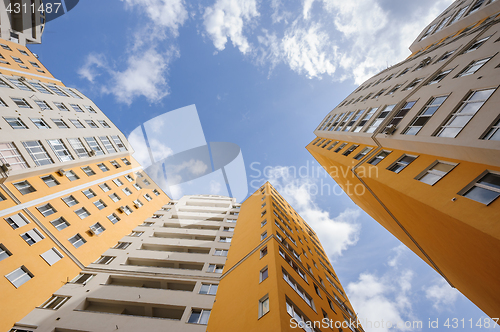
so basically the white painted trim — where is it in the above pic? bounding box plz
[0,66,62,82]
[0,166,143,218]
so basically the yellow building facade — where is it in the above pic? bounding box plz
[207,183,361,332]
[0,36,170,332]
[308,0,500,319]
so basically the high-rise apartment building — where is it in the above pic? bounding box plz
[10,184,362,332]
[0,3,170,331]
[308,0,500,318]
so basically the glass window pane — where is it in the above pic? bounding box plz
[464,186,499,204]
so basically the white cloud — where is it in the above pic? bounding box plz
[348,271,415,332]
[77,53,107,83]
[203,0,259,54]
[388,244,409,268]
[121,0,188,36]
[148,137,174,162]
[424,278,460,311]
[270,0,290,24]
[210,180,222,194]
[302,0,315,20]
[263,166,360,257]
[173,159,209,176]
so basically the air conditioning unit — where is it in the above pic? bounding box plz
[57,169,66,176]
[89,150,96,157]
[1,163,12,173]
[383,124,397,135]
[118,206,126,213]
[421,57,432,66]
[134,203,141,209]
[87,228,96,236]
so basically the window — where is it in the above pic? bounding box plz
[450,6,470,25]
[214,249,229,257]
[110,160,121,168]
[219,237,232,243]
[404,96,448,135]
[133,199,143,208]
[5,117,27,129]
[0,44,12,51]
[483,118,500,140]
[199,284,218,295]
[386,84,402,95]
[50,217,70,231]
[98,136,116,153]
[373,88,387,99]
[416,161,456,185]
[5,266,33,288]
[90,222,105,235]
[344,110,364,131]
[436,49,455,62]
[5,213,30,229]
[81,166,96,176]
[468,0,485,15]
[11,56,23,63]
[387,155,417,173]
[461,172,500,205]
[365,105,396,133]
[421,23,437,40]
[13,180,36,195]
[427,69,452,85]
[463,36,491,53]
[353,147,373,160]
[100,183,112,192]
[41,175,59,187]
[82,188,96,198]
[40,248,63,266]
[404,78,423,91]
[125,174,134,182]
[30,118,50,129]
[129,231,143,237]
[223,226,234,232]
[67,138,89,158]
[84,105,97,113]
[260,246,268,258]
[144,193,152,201]
[367,150,391,165]
[153,189,160,196]
[37,203,56,217]
[121,205,133,215]
[122,188,133,196]
[342,145,359,157]
[46,85,67,96]
[437,89,495,138]
[84,137,105,155]
[75,207,91,219]
[8,79,33,92]
[0,244,12,261]
[387,101,416,127]
[109,193,120,202]
[121,158,131,165]
[258,295,270,318]
[40,295,70,309]
[457,57,491,77]
[69,234,86,248]
[207,264,224,273]
[111,135,127,151]
[72,273,94,284]
[65,170,79,181]
[114,242,131,249]
[31,82,51,94]
[188,309,211,325]
[261,219,267,227]
[52,118,69,129]
[261,231,267,241]
[95,255,114,264]
[21,228,45,245]
[70,119,84,128]
[93,199,107,210]
[332,142,346,153]
[283,269,314,308]
[61,87,81,99]
[133,183,142,190]
[54,102,69,112]
[0,142,28,170]
[47,139,74,162]
[98,120,110,128]
[110,178,123,188]
[97,163,109,172]
[107,213,121,224]
[260,267,268,282]
[70,104,84,112]
[23,140,53,166]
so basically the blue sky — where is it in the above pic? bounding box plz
[29,0,495,330]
